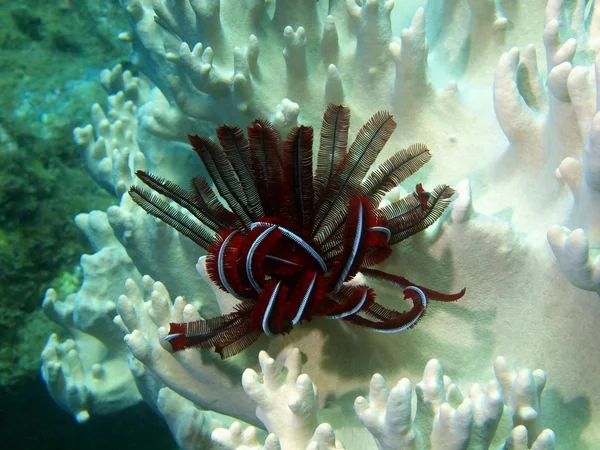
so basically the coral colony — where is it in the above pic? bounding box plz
[41,0,600,448]
[129,105,465,357]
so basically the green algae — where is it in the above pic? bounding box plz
[0,1,179,448]
[0,0,128,386]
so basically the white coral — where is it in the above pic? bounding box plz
[41,0,600,448]
[547,53,600,291]
[241,349,320,450]
[40,211,142,422]
[73,68,147,197]
[114,275,258,426]
[211,350,553,450]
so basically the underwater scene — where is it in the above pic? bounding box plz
[2,0,599,449]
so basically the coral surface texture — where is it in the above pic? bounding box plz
[41,0,600,449]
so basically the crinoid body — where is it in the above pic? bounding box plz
[129,104,465,358]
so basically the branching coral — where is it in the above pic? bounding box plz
[240,349,322,450]
[41,0,600,447]
[210,349,555,450]
[488,1,600,291]
[41,210,142,422]
[547,53,600,291]
[114,275,258,425]
[114,0,464,137]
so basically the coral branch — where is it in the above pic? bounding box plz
[354,375,416,449]
[548,226,600,290]
[214,350,553,450]
[242,349,319,450]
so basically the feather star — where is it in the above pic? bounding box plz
[129,104,465,358]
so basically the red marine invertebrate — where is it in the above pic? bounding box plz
[129,105,465,358]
